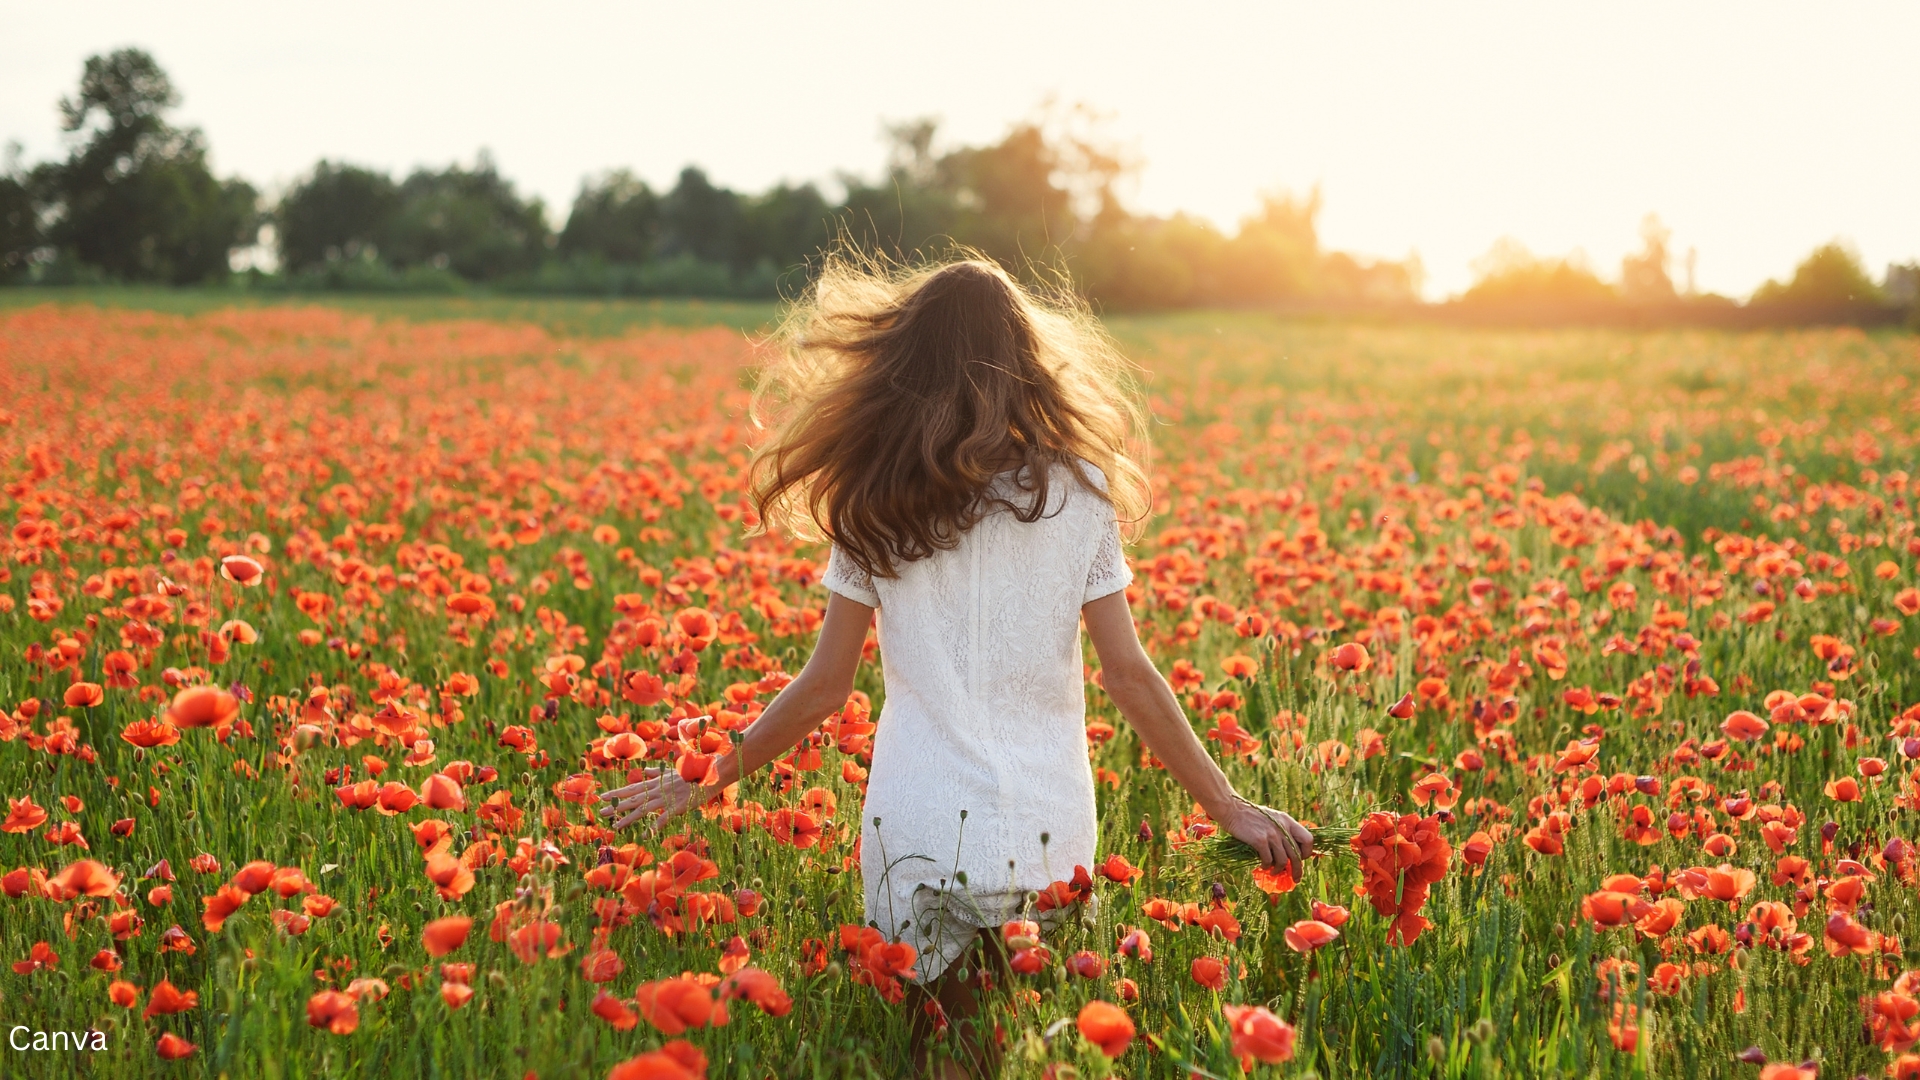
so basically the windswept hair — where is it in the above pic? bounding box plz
[747,248,1150,580]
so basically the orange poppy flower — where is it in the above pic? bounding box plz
[580,947,624,983]
[1352,811,1453,945]
[1328,642,1370,672]
[165,686,239,729]
[3,797,48,834]
[422,916,472,957]
[63,682,104,708]
[634,975,729,1035]
[607,1041,708,1080]
[230,861,277,895]
[1222,1003,1296,1067]
[1076,1000,1134,1057]
[1096,853,1143,885]
[424,852,475,901]
[143,979,198,1018]
[592,988,639,1030]
[1824,912,1878,956]
[719,967,792,1016]
[201,884,250,933]
[1190,956,1227,990]
[1283,919,1341,952]
[47,858,120,899]
[306,989,359,1035]
[1720,710,1768,742]
[219,555,265,585]
[419,773,466,811]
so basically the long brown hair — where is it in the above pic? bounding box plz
[747,249,1150,579]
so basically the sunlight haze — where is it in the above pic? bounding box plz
[3,0,1915,298]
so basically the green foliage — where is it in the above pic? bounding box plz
[3,50,1912,331]
[1461,238,1619,308]
[32,48,258,284]
[277,155,550,283]
[0,169,36,281]
[381,155,551,281]
[1750,242,1890,322]
[0,287,782,335]
[558,169,660,265]
[275,162,402,274]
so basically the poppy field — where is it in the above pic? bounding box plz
[3,300,1920,1080]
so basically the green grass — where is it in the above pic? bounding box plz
[0,286,782,337]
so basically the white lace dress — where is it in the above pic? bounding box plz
[820,458,1134,982]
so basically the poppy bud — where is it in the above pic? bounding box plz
[1137,817,1154,844]
[1904,737,1920,760]
[1210,882,1227,903]
[1734,1047,1766,1065]
[1821,821,1840,844]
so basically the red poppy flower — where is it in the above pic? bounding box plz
[422,916,472,957]
[1223,1003,1296,1067]
[307,989,359,1035]
[1076,1000,1134,1057]
[634,975,729,1035]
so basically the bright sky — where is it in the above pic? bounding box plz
[4,1,1917,299]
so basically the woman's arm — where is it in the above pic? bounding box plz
[1081,590,1314,880]
[598,591,873,831]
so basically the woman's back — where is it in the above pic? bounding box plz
[603,256,1313,1076]
[823,458,1132,980]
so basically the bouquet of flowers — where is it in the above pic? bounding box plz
[1189,809,1451,945]
[1186,809,1362,893]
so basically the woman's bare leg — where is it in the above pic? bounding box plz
[907,928,1011,1079]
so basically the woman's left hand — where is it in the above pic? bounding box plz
[597,767,713,833]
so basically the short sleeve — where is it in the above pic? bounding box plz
[822,544,881,608]
[1083,500,1133,604]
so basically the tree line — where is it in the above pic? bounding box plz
[3,48,1914,326]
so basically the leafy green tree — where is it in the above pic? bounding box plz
[558,170,660,264]
[0,154,37,279]
[276,161,400,273]
[934,123,1075,269]
[1218,189,1324,303]
[737,181,831,277]
[381,155,550,280]
[1751,241,1886,310]
[42,49,256,283]
[656,167,741,268]
[1461,238,1617,307]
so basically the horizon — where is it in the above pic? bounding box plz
[4,1,1917,300]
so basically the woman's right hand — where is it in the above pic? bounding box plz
[1215,797,1314,882]
[597,766,715,833]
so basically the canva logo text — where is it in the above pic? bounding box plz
[9,1026,108,1051]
